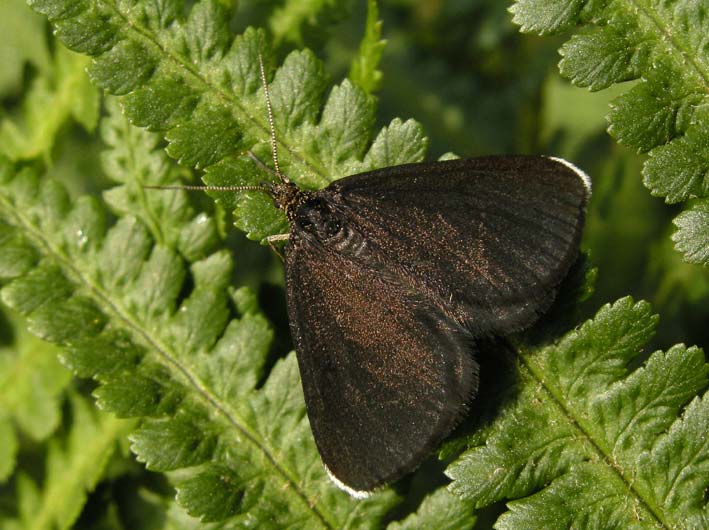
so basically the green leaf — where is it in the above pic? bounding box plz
[5,392,133,530]
[672,199,709,266]
[270,49,329,140]
[131,411,219,471]
[387,488,476,530]
[607,58,702,153]
[0,317,70,481]
[314,79,376,178]
[359,118,427,171]
[643,105,709,204]
[29,0,427,242]
[349,0,386,95]
[29,295,107,343]
[559,24,649,91]
[204,156,290,242]
[0,326,70,441]
[495,463,635,530]
[0,417,17,482]
[512,0,709,263]
[0,117,399,528]
[0,221,39,279]
[175,464,245,522]
[447,297,709,529]
[2,264,74,316]
[0,45,99,160]
[269,0,354,48]
[509,0,586,35]
[635,395,709,529]
[0,0,50,98]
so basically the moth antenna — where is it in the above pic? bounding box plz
[144,184,272,194]
[258,50,289,184]
[147,49,286,198]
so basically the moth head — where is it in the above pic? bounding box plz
[295,197,342,240]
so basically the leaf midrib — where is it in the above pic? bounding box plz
[100,0,330,186]
[0,194,336,529]
[627,0,709,88]
[517,345,672,530]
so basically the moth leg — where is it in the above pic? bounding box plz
[266,233,289,260]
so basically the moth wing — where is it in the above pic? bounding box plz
[329,155,590,334]
[284,241,478,494]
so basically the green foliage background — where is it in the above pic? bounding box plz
[0,0,707,528]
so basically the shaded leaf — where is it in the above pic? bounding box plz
[0,0,50,97]
[387,488,476,530]
[0,46,99,160]
[4,393,133,530]
[0,320,70,481]
[512,0,709,263]
[448,298,709,528]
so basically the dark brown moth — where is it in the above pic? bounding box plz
[150,54,590,498]
[273,155,589,496]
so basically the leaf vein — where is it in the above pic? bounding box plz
[0,194,336,529]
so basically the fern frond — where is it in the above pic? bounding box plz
[0,319,71,481]
[19,2,707,528]
[0,143,399,527]
[0,45,99,161]
[100,97,219,260]
[2,392,132,530]
[448,297,709,529]
[510,0,709,265]
[28,0,427,243]
[269,0,354,48]
[348,0,386,95]
[387,489,476,530]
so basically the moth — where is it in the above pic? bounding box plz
[151,54,590,497]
